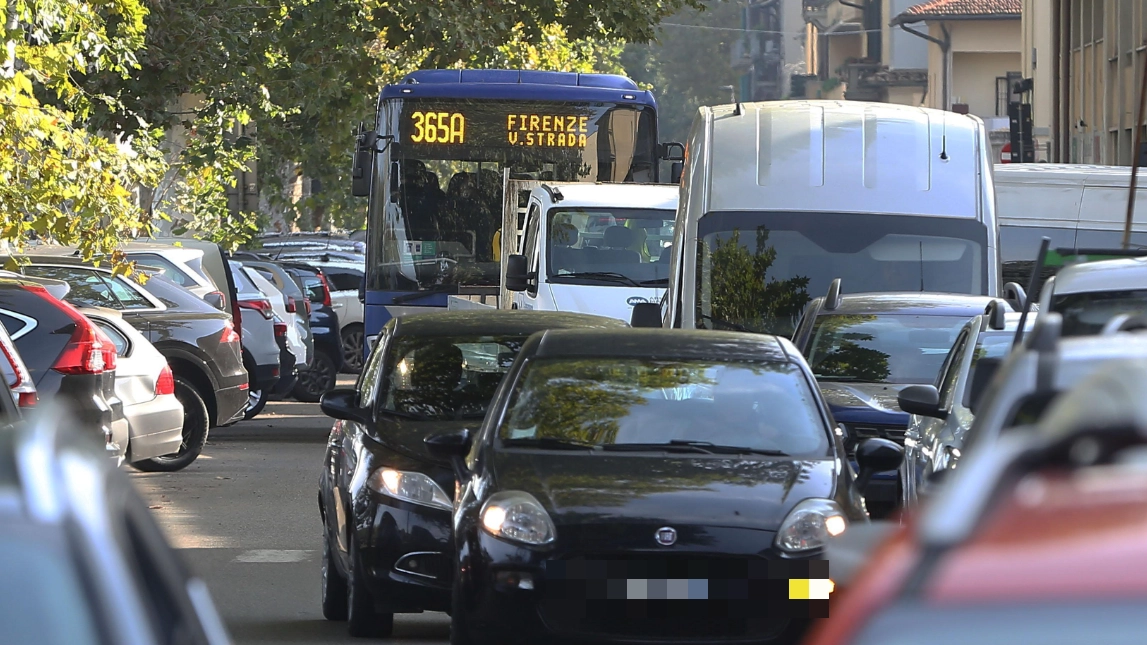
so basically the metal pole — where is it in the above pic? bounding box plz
[1123,52,1147,249]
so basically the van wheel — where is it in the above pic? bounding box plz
[341,324,364,374]
[132,377,208,472]
[293,351,337,403]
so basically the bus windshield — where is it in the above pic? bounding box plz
[371,98,658,293]
[694,211,988,336]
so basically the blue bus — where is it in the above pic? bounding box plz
[352,69,675,344]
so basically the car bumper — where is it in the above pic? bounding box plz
[216,383,248,427]
[354,494,454,613]
[125,393,185,462]
[250,362,281,394]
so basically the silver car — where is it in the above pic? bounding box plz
[80,307,185,465]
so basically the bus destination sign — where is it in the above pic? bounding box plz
[403,104,591,150]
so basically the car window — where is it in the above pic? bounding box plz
[92,320,130,356]
[0,530,101,645]
[131,253,195,287]
[103,276,153,309]
[806,314,970,385]
[22,266,121,309]
[961,332,1018,409]
[499,359,831,456]
[381,335,524,420]
[324,268,363,292]
[1054,289,1147,336]
[358,324,391,409]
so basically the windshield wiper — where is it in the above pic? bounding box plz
[501,437,596,451]
[814,375,861,382]
[699,313,753,333]
[637,278,668,286]
[550,271,641,287]
[604,440,788,456]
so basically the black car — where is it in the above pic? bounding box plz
[0,405,231,644]
[281,261,342,402]
[789,282,1007,516]
[0,276,129,461]
[18,259,248,471]
[425,328,901,645]
[317,311,628,638]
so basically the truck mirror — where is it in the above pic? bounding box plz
[630,303,662,328]
[351,130,376,197]
[505,255,530,292]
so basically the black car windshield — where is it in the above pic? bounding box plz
[546,208,675,286]
[381,335,524,420]
[0,532,101,645]
[806,314,970,384]
[498,358,830,456]
[1054,289,1147,336]
[695,211,988,336]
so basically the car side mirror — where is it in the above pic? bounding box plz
[505,254,530,292]
[202,292,226,310]
[967,358,1002,415]
[319,388,371,425]
[855,438,903,496]
[425,429,473,458]
[897,384,947,419]
[630,302,662,328]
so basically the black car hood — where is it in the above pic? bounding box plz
[489,451,839,531]
[370,416,480,466]
[819,382,910,424]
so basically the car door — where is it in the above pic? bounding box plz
[513,201,543,310]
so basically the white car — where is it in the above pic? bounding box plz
[80,307,185,466]
[243,265,308,369]
[123,243,224,305]
[1038,254,1147,336]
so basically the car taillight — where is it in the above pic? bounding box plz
[0,331,36,407]
[317,273,333,307]
[274,321,288,338]
[286,296,297,313]
[220,320,241,345]
[27,286,108,376]
[93,326,117,372]
[303,298,313,315]
[155,364,175,396]
[238,298,274,320]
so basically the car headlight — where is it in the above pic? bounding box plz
[479,491,556,546]
[367,468,452,511]
[774,498,848,554]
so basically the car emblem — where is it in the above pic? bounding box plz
[654,526,677,546]
[627,296,649,306]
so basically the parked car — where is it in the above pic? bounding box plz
[229,261,282,419]
[802,359,1147,645]
[789,284,1010,516]
[123,242,224,304]
[280,261,342,402]
[317,311,628,638]
[1036,254,1147,336]
[0,275,128,461]
[897,302,1036,506]
[242,264,307,372]
[80,307,186,467]
[237,257,314,370]
[426,328,902,645]
[0,407,232,644]
[308,258,365,373]
[144,238,245,353]
[16,259,248,470]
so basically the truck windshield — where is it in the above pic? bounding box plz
[695,211,988,336]
[547,207,675,287]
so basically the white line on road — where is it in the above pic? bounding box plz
[233,549,315,563]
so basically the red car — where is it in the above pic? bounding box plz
[805,359,1147,645]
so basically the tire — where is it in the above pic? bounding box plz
[341,324,365,374]
[321,533,349,621]
[132,377,209,472]
[346,542,394,638]
[293,351,337,403]
[243,382,269,420]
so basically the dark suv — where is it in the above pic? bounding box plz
[18,260,247,471]
[0,276,129,461]
[280,261,343,402]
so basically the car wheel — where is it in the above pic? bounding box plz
[244,384,269,420]
[346,542,394,638]
[293,351,337,403]
[341,324,364,374]
[321,533,349,621]
[132,377,209,472]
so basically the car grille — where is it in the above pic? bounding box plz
[538,554,792,641]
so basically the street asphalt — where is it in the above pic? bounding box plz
[129,378,451,645]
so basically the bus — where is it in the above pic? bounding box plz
[352,69,678,345]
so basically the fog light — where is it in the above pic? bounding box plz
[495,571,535,590]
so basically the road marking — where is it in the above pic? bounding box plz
[234,549,314,563]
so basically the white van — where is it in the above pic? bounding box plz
[504,183,678,323]
[994,164,1147,286]
[656,100,1000,335]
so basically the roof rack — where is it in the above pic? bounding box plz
[823,278,843,311]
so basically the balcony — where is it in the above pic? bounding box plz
[803,0,864,32]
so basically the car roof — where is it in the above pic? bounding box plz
[535,183,679,211]
[817,293,1004,316]
[1051,257,1147,295]
[391,311,627,338]
[532,328,793,363]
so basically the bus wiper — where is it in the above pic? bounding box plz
[637,278,668,286]
[502,437,596,451]
[550,271,640,287]
[699,313,753,333]
[392,285,458,305]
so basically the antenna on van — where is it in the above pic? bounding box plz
[722,85,742,116]
[939,113,949,161]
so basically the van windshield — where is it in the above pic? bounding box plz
[546,207,675,287]
[695,212,988,336]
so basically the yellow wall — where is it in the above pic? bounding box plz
[923,19,1022,112]
[952,52,1023,118]
[826,32,864,76]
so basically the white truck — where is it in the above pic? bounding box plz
[498,183,679,323]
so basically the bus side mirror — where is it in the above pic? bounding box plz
[670,162,684,185]
[630,303,662,328]
[351,129,376,197]
[506,255,530,292]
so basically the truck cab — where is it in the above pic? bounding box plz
[504,183,679,323]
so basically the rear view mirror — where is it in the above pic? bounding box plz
[202,291,225,310]
[505,254,530,292]
[351,129,376,198]
[967,358,1002,415]
[897,384,946,419]
[630,302,662,328]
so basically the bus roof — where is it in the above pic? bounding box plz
[380,69,656,106]
[697,100,988,219]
